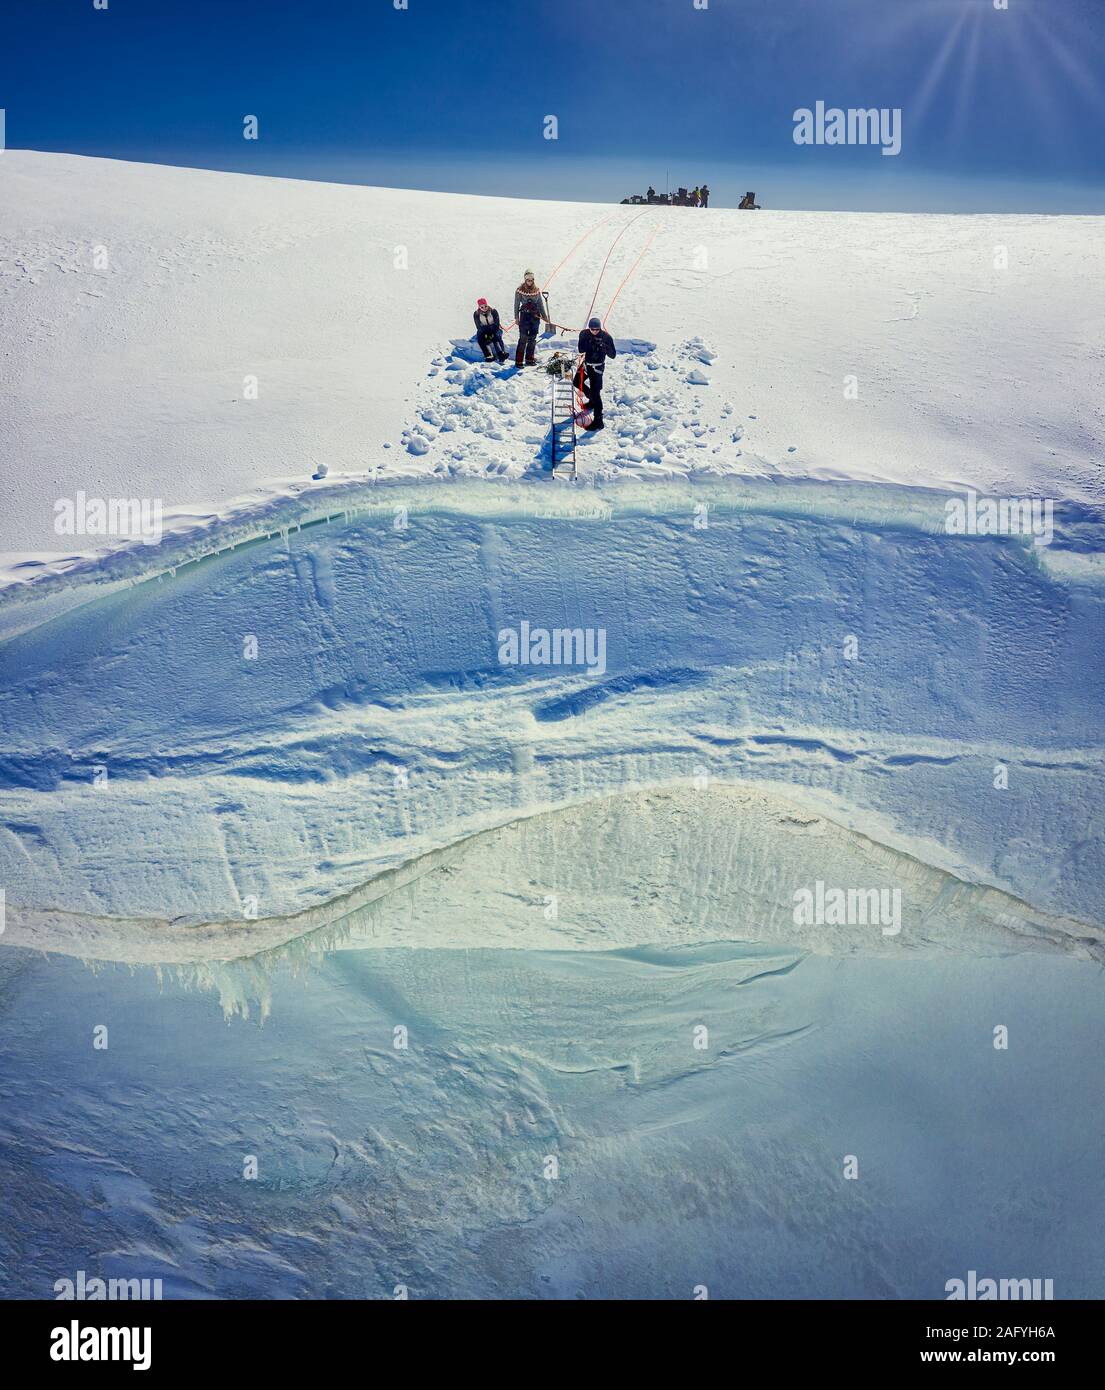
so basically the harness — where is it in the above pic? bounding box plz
[518,293,542,314]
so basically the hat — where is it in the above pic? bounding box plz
[524,269,535,277]
[477,297,488,306]
[588,317,601,329]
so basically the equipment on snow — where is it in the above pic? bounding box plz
[621,182,711,206]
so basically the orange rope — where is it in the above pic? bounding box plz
[500,210,617,336]
[574,217,662,414]
[545,210,617,290]
[601,223,661,326]
[583,209,651,325]
[496,211,661,418]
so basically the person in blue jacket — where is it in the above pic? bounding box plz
[577,317,617,431]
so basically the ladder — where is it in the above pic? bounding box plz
[550,366,578,479]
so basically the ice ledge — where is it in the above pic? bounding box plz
[4,473,1104,619]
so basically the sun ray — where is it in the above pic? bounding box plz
[949,6,985,147]
[1023,6,1105,111]
[908,6,973,136]
[996,14,1071,146]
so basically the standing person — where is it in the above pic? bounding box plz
[690,186,701,207]
[514,269,548,367]
[576,316,617,432]
[473,298,507,363]
[700,183,710,208]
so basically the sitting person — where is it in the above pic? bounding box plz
[473,298,508,363]
[738,191,761,209]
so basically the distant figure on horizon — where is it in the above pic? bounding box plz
[646,185,656,203]
[738,191,761,209]
[690,186,701,207]
[700,183,710,208]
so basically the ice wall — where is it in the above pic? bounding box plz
[1,482,1102,959]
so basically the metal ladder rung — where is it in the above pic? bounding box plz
[550,371,578,478]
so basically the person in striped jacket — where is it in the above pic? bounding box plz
[513,270,549,367]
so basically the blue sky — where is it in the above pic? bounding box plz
[2,0,1103,210]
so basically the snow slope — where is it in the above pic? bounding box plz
[1,152,1103,577]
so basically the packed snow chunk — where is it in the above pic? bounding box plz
[406,432,431,456]
[612,338,657,357]
[687,338,717,364]
[686,368,710,386]
[448,338,492,364]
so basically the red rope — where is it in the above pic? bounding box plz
[574,216,661,414]
[583,209,651,325]
[601,223,661,327]
[500,210,617,336]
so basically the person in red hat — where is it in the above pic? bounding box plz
[473,297,508,363]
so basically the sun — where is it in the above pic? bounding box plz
[860,0,1104,151]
